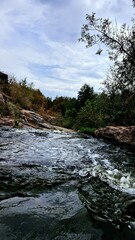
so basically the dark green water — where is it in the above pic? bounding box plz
[0,127,135,239]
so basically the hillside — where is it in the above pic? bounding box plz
[0,72,65,129]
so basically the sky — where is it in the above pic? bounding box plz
[0,0,134,99]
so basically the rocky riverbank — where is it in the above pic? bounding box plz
[0,109,74,133]
[1,113,135,146]
[95,126,135,147]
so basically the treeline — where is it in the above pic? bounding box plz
[45,83,135,130]
[1,75,135,132]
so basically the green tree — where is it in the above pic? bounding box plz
[75,96,105,129]
[52,96,68,115]
[59,97,77,128]
[63,108,77,128]
[79,0,135,126]
[77,84,95,109]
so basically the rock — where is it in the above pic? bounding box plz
[0,117,15,127]
[21,109,58,130]
[0,72,9,93]
[20,109,75,133]
[0,72,8,84]
[0,92,5,105]
[122,199,135,219]
[95,126,135,147]
[21,109,44,124]
[78,177,135,226]
[52,125,75,133]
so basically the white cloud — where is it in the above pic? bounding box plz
[0,0,134,98]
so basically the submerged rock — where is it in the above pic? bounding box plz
[122,199,135,219]
[95,126,135,147]
[78,177,135,227]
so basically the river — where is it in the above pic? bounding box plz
[0,127,135,240]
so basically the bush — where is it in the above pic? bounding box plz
[79,127,97,135]
[6,101,20,117]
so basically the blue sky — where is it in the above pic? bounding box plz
[0,0,134,98]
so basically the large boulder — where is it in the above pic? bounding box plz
[95,126,135,146]
[20,109,50,128]
[21,109,44,124]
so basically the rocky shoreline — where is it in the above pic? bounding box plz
[95,126,135,147]
[1,111,135,146]
[0,109,74,133]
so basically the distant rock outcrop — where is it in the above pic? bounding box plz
[0,72,9,93]
[0,72,8,83]
[95,126,135,146]
[20,109,74,133]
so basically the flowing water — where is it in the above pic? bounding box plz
[0,127,135,240]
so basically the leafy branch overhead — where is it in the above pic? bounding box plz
[79,0,135,99]
[79,12,135,63]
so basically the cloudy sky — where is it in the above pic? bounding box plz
[0,0,134,98]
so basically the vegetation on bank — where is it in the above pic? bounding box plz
[79,127,97,135]
[0,76,135,132]
[0,0,135,132]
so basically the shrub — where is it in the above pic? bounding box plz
[79,127,97,135]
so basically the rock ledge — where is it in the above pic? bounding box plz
[95,126,135,147]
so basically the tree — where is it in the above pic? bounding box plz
[79,1,135,97]
[75,95,106,129]
[77,83,95,109]
[79,1,135,126]
[63,107,77,128]
[79,12,135,64]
